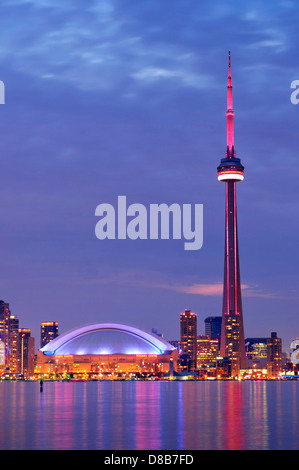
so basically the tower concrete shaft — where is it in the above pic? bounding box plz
[217,52,246,375]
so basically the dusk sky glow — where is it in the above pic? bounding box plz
[0,0,298,350]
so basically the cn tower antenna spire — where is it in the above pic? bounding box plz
[226,50,234,158]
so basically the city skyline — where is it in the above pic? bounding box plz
[0,1,298,349]
[0,290,290,380]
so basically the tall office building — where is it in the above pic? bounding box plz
[0,300,11,366]
[204,316,222,339]
[9,315,20,374]
[180,309,197,370]
[217,52,246,375]
[19,328,35,378]
[41,321,59,348]
[267,332,282,378]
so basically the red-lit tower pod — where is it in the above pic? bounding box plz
[217,52,247,375]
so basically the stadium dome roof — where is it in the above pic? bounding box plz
[40,322,175,356]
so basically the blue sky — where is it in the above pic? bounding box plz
[0,0,298,350]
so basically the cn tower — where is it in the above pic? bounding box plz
[217,52,247,375]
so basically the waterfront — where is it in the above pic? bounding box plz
[0,380,298,450]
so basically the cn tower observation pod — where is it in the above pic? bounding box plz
[39,322,175,356]
[217,156,244,181]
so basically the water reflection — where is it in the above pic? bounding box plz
[134,382,161,449]
[222,382,245,449]
[0,381,298,449]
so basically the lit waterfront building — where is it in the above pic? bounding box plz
[36,322,178,379]
[9,315,20,374]
[41,321,59,348]
[197,335,220,367]
[19,329,35,378]
[180,309,197,371]
[0,300,11,366]
[267,332,282,378]
[217,52,247,376]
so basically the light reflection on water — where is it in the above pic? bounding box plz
[0,380,298,450]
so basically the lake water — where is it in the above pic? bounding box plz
[0,380,298,450]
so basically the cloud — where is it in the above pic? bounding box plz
[0,0,224,93]
[164,282,224,296]
[82,267,281,299]
[161,282,280,299]
[131,67,214,89]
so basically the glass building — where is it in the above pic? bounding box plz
[204,317,222,339]
[41,321,59,348]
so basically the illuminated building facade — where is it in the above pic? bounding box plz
[197,335,220,367]
[19,329,35,378]
[217,52,246,375]
[0,300,11,366]
[41,321,59,348]
[267,332,282,378]
[36,322,178,379]
[180,309,197,370]
[0,302,37,377]
[9,315,20,374]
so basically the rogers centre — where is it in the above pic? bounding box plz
[36,322,178,379]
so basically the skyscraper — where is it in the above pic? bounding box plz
[19,328,35,378]
[0,300,11,366]
[180,309,197,370]
[40,321,59,348]
[267,332,282,378]
[217,52,246,375]
[9,315,20,374]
